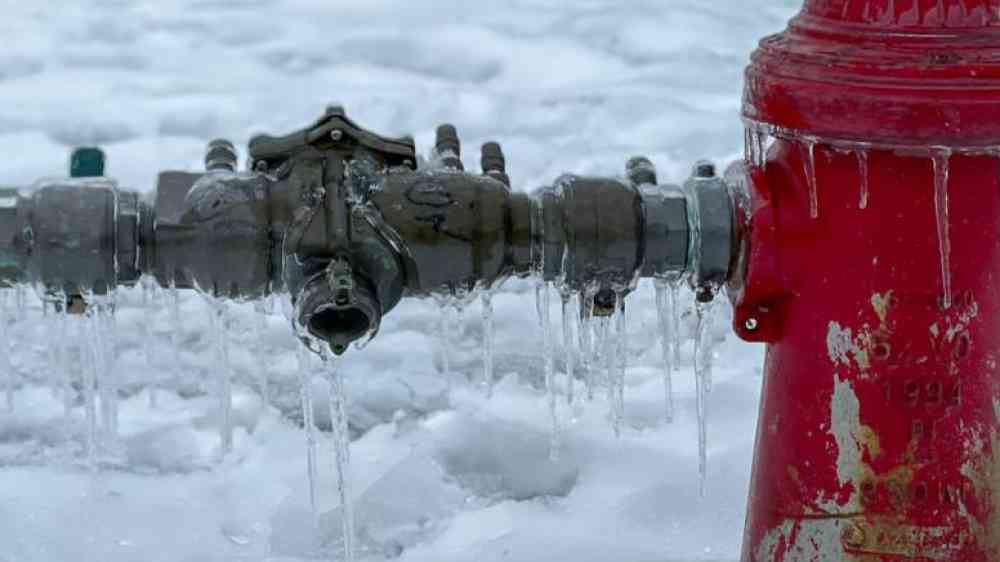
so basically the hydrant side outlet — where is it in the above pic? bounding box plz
[740,1,1000,560]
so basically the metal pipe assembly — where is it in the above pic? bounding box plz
[0,106,745,354]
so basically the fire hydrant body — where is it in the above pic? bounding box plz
[735,0,1000,559]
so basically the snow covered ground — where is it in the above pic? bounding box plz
[0,1,800,560]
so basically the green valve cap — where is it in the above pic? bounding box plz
[70,147,106,178]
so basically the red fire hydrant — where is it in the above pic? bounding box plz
[733,0,1000,559]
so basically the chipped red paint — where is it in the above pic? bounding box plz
[736,1,1000,560]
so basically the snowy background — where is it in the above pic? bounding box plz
[0,1,800,560]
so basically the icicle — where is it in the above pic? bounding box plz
[140,279,158,409]
[481,290,495,397]
[436,298,453,386]
[168,281,184,390]
[320,350,355,562]
[856,149,870,210]
[744,123,771,169]
[932,149,952,310]
[81,311,99,468]
[52,295,74,415]
[295,346,319,524]
[578,290,596,401]
[654,279,675,423]
[252,300,271,406]
[14,283,26,321]
[0,290,13,412]
[743,127,751,164]
[667,278,683,369]
[608,292,627,438]
[88,295,118,448]
[104,294,120,439]
[210,300,234,456]
[560,291,576,406]
[753,127,769,169]
[693,294,717,497]
[802,140,819,219]
[537,282,560,460]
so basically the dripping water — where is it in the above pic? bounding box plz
[654,279,674,423]
[537,281,560,461]
[481,290,495,397]
[932,149,952,310]
[320,350,355,562]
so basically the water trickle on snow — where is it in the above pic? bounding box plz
[932,149,953,310]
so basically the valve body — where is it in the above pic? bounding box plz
[0,107,742,353]
[737,1,1000,559]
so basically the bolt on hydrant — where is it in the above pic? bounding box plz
[2,0,1000,560]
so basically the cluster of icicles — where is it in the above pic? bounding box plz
[0,273,721,561]
[436,276,720,494]
[0,280,357,559]
[745,121,959,310]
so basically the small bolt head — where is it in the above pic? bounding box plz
[330,129,344,142]
[744,318,759,331]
